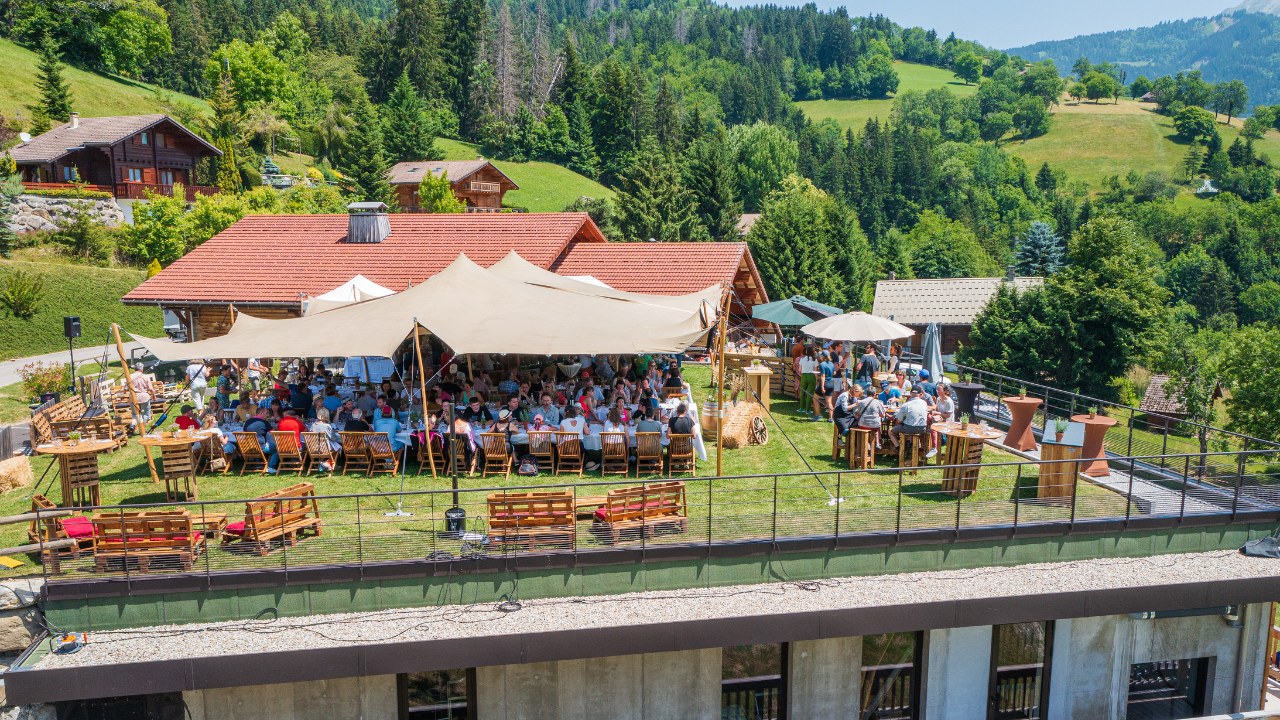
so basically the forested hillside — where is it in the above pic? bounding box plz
[1009,11,1280,107]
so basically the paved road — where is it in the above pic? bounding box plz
[0,341,143,387]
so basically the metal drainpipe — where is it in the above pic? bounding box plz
[1232,603,1250,713]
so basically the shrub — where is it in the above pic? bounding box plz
[0,269,45,319]
[19,361,70,400]
[23,188,113,200]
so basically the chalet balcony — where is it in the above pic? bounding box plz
[467,180,502,193]
[22,181,219,201]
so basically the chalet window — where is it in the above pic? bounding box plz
[125,168,143,183]
[141,132,150,145]
[155,132,166,148]
[62,166,76,182]
[159,171,175,185]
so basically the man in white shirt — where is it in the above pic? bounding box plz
[889,387,931,455]
[246,358,266,392]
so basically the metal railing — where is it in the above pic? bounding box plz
[721,675,783,720]
[861,664,915,719]
[30,448,1280,583]
[993,664,1042,719]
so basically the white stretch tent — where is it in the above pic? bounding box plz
[303,274,395,316]
[131,253,720,360]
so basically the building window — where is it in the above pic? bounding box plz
[989,622,1053,720]
[125,168,143,183]
[140,132,150,146]
[62,166,77,182]
[1127,658,1213,719]
[862,632,923,720]
[155,132,166,148]
[722,643,786,720]
[402,669,473,719]
[159,170,175,185]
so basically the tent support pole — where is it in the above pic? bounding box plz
[715,287,731,477]
[450,354,461,507]
[413,322,435,477]
[112,323,159,485]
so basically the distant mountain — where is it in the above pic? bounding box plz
[1008,11,1280,107]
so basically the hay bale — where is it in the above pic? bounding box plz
[0,457,33,493]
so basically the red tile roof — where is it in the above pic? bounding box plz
[123,213,605,305]
[552,242,751,295]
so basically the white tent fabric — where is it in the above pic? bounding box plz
[303,274,396,316]
[487,251,721,314]
[131,253,720,361]
[801,312,915,342]
[567,275,611,288]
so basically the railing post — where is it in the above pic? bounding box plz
[1013,463,1021,531]
[1161,423,1170,471]
[1069,466,1078,528]
[356,495,363,568]
[707,478,713,548]
[1233,444,1247,520]
[1180,455,1190,521]
[895,469,904,539]
[771,475,778,544]
[1125,457,1136,526]
[1127,408,1136,457]
[834,471,842,540]
[955,476,963,534]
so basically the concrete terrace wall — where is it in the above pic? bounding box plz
[183,675,398,720]
[43,522,1273,632]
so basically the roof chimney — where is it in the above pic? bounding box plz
[1005,265,1016,281]
[887,271,896,281]
[69,112,79,129]
[345,202,390,243]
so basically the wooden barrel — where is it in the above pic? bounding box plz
[701,401,723,440]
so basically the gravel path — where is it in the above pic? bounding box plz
[33,550,1276,670]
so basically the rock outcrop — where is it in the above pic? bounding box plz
[7,195,126,234]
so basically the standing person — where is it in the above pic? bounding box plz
[855,344,880,389]
[796,348,818,416]
[245,357,267,393]
[215,365,236,411]
[815,351,837,421]
[129,364,154,425]
[185,359,209,411]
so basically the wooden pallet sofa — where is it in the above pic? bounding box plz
[486,490,576,550]
[91,511,206,572]
[220,482,323,556]
[590,481,688,544]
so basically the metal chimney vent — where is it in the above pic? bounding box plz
[346,202,391,243]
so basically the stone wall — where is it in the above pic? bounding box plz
[7,195,126,234]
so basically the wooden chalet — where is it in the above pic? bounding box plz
[123,208,768,341]
[10,113,221,201]
[872,275,1044,354]
[389,160,519,211]
[1139,374,1223,430]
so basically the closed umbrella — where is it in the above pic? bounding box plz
[801,312,914,343]
[752,295,842,327]
[922,322,944,381]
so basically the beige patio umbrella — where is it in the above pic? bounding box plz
[800,311,915,342]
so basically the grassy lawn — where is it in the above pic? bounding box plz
[796,62,980,131]
[1006,98,1280,190]
[0,259,162,361]
[435,138,613,212]
[0,365,1134,578]
[0,38,208,121]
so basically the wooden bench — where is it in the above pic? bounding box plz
[220,482,323,556]
[486,491,576,549]
[589,481,688,544]
[91,511,205,572]
[26,494,92,559]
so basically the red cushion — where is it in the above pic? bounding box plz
[60,516,94,538]
[224,521,246,535]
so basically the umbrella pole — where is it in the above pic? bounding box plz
[112,323,160,485]
[413,323,435,478]
[386,326,421,518]
[715,288,730,476]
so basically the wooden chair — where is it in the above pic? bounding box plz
[447,436,475,476]
[479,432,512,478]
[199,435,233,475]
[29,412,53,447]
[91,511,205,572]
[27,494,93,560]
[849,428,874,470]
[590,481,688,544]
[232,432,269,475]
[271,432,305,475]
[600,431,629,476]
[221,482,322,556]
[301,432,336,475]
[417,434,446,477]
[159,444,199,501]
[667,433,697,477]
[486,491,575,549]
[554,432,584,476]
[663,387,686,399]
[366,432,399,475]
[340,432,371,475]
[527,430,556,472]
[634,432,663,476]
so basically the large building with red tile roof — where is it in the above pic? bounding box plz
[124,209,768,340]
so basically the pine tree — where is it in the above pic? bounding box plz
[653,78,681,153]
[1013,221,1065,276]
[565,99,599,178]
[335,94,395,205]
[206,73,246,193]
[417,171,466,212]
[29,33,73,130]
[614,144,705,242]
[555,38,592,110]
[445,0,486,135]
[1182,145,1205,182]
[382,71,440,162]
[681,128,742,241]
[592,59,638,183]
[1034,162,1057,195]
[395,0,450,101]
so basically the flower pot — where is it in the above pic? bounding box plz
[960,422,969,431]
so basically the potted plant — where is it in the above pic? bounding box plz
[1087,405,1097,419]
[67,430,82,446]
[1053,417,1068,441]
[960,414,970,431]
[163,423,179,438]
[1018,385,1028,398]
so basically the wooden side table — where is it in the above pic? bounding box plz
[1070,414,1118,477]
[935,423,1003,496]
[35,438,115,508]
[1001,396,1044,452]
[1038,422,1085,501]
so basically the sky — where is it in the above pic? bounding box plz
[724,0,1232,49]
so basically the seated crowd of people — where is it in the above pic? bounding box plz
[171,352,700,474]
[792,338,955,459]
